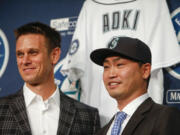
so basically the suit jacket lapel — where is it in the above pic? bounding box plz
[122,98,153,135]
[9,89,32,135]
[57,91,76,135]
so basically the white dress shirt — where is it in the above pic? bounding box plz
[107,93,149,135]
[23,83,60,135]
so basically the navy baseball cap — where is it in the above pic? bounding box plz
[90,36,151,66]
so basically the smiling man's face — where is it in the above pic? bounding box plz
[103,56,149,101]
[16,34,53,86]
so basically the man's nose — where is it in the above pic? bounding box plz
[22,54,31,64]
[109,66,117,78]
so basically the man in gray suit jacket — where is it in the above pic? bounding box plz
[90,36,180,135]
[0,22,100,135]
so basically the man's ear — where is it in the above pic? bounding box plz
[142,63,151,79]
[51,47,61,65]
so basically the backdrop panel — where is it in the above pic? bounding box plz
[0,0,84,97]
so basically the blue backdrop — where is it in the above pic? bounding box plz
[0,0,84,97]
[163,0,180,109]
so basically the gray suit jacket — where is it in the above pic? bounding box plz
[0,89,100,135]
[96,98,180,135]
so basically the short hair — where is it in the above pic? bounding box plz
[14,22,61,53]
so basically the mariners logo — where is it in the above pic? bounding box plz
[54,58,81,100]
[0,29,9,78]
[69,39,79,55]
[108,37,120,49]
[166,7,180,83]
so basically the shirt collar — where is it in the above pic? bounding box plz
[117,93,149,116]
[23,83,60,108]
